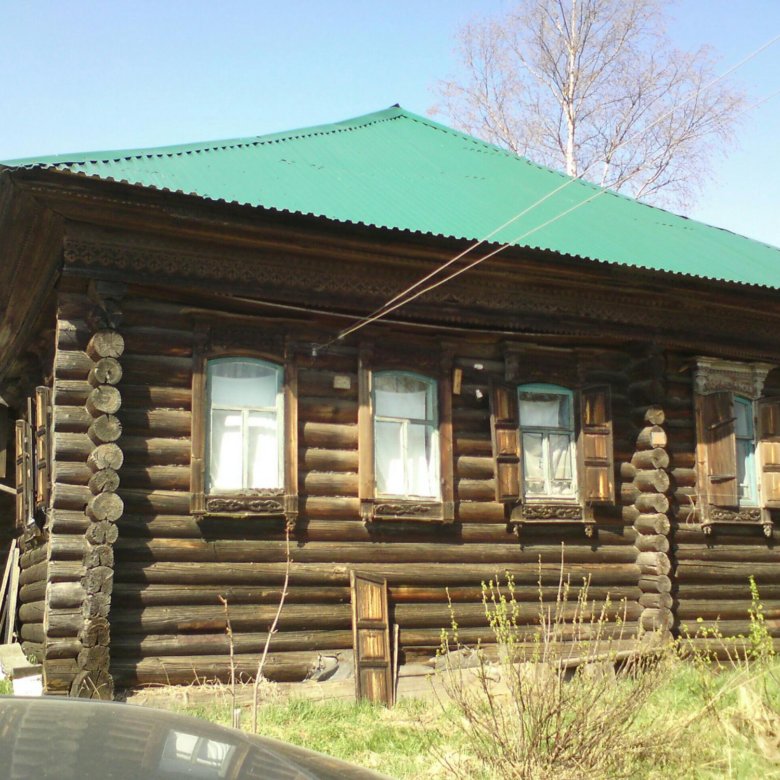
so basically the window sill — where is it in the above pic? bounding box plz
[361,498,454,524]
[702,505,772,536]
[508,501,596,537]
[195,489,298,528]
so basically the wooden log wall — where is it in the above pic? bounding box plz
[667,354,780,646]
[30,284,694,690]
[17,277,780,691]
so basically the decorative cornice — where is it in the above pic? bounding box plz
[517,504,583,521]
[694,357,775,399]
[62,236,780,348]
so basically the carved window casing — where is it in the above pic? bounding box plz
[489,345,615,532]
[190,325,298,527]
[694,357,779,535]
[358,343,455,523]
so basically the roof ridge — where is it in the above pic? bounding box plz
[0,106,409,168]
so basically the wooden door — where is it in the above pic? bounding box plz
[350,571,393,706]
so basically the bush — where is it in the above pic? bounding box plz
[434,570,680,779]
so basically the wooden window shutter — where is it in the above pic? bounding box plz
[438,362,455,522]
[283,356,299,527]
[579,385,615,504]
[358,348,375,521]
[15,419,33,529]
[34,386,52,512]
[489,380,522,504]
[698,391,738,508]
[757,396,780,509]
[0,406,8,480]
[190,344,207,515]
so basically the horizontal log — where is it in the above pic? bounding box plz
[88,414,122,444]
[89,469,120,495]
[297,369,358,398]
[620,462,637,481]
[88,443,124,472]
[19,580,46,604]
[671,468,696,488]
[45,637,83,660]
[120,488,188,515]
[300,422,357,450]
[109,600,642,635]
[676,600,780,621]
[112,537,642,566]
[111,629,355,658]
[631,448,669,470]
[122,353,192,387]
[49,581,87,610]
[19,600,45,623]
[49,534,88,561]
[675,546,780,563]
[636,426,667,451]
[634,513,670,536]
[86,521,119,546]
[19,544,48,570]
[115,560,642,588]
[634,534,669,553]
[55,349,92,380]
[88,357,123,387]
[111,652,318,685]
[638,575,672,594]
[87,492,124,522]
[634,469,670,494]
[111,584,350,607]
[677,619,780,639]
[642,406,665,425]
[300,448,358,472]
[457,479,495,502]
[302,471,357,497]
[456,455,494,480]
[639,607,673,632]
[20,623,45,644]
[634,493,669,514]
[87,330,125,360]
[638,592,673,609]
[47,608,84,637]
[86,385,122,417]
[298,397,356,425]
[636,552,671,576]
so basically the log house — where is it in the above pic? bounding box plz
[1,106,780,696]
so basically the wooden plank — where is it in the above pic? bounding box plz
[3,545,20,644]
[0,541,16,637]
[351,570,393,706]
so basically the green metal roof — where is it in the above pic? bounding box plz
[4,105,779,288]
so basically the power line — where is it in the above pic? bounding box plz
[315,31,780,351]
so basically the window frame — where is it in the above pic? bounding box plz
[190,325,298,526]
[693,356,776,534]
[372,370,440,500]
[358,342,454,524]
[517,382,578,503]
[205,357,285,494]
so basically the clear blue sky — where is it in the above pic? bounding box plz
[1,1,778,247]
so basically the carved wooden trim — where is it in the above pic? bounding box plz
[189,324,298,526]
[62,237,780,346]
[694,357,775,400]
[358,341,455,524]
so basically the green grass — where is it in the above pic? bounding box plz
[165,659,780,779]
[174,697,454,779]
[0,678,11,695]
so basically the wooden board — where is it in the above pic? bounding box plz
[350,570,393,706]
[2,544,20,644]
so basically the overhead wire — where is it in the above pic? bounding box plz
[314,31,780,352]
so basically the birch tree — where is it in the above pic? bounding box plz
[433,0,746,208]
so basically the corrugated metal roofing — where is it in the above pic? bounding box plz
[3,105,779,288]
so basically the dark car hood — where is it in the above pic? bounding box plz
[0,697,393,780]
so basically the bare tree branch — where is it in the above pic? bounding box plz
[432,0,747,209]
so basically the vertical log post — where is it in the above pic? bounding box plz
[631,407,673,634]
[73,281,125,698]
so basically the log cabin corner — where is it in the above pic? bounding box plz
[1,105,780,698]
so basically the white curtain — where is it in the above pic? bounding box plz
[374,374,438,497]
[519,397,563,427]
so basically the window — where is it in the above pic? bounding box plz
[358,345,454,523]
[374,372,439,498]
[206,358,283,493]
[694,357,779,534]
[489,380,614,525]
[518,384,576,500]
[734,396,757,506]
[190,327,298,524]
